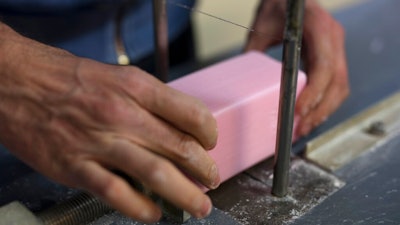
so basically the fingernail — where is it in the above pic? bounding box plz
[140,208,161,223]
[209,164,220,189]
[198,197,212,218]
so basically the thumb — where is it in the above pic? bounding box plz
[244,31,276,52]
[244,0,286,52]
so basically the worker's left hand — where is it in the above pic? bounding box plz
[245,0,349,136]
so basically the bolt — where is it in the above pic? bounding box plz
[367,121,386,136]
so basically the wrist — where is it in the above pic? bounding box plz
[0,21,80,96]
[0,22,19,75]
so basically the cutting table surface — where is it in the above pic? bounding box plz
[1,0,400,224]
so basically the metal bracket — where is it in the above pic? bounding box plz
[306,91,400,171]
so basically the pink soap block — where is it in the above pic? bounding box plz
[168,51,306,188]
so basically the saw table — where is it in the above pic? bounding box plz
[1,0,400,224]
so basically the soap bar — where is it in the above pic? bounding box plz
[168,51,306,187]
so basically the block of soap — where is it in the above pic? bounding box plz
[168,51,306,188]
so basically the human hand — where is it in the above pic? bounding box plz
[245,0,349,136]
[0,23,219,223]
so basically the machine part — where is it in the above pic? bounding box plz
[272,0,305,197]
[295,130,400,224]
[208,157,344,225]
[159,200,191,223]
[0,201,44,225]
[0,192,112,225]
[37,192,113,225]
[127,174,192,224]
[305,91,400,171]
[90,207,241,225]
[366,121,386,136]
[135,183,191,224]
[153,0,169,82]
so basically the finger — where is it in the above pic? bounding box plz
[245,32,278,52]
[244,0,288,52]
[295,61,333,117]
[244,19,284,52]
[296,10,344,117]
[76,63,219,188]
[150,86,218,150]
[297,74,349,136]
[112,102,220,189]
[105,139,213,219]
[121,69,218,150]
[148,129,220,189]
[71,161,162,223]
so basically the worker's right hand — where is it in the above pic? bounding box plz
[0,23,220,223]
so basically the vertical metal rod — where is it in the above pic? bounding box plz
[272,0,305,197]
[152,0,169,82]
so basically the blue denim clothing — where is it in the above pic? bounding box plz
[0,0,195,64]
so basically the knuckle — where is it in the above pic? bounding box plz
[333,74,350,99]
[95,99,127,124]
[144,160,171,185]
[175,134,195,161]
[81,172,122,200]
[118,66,143,83]
[189,101,212,128]
[123,67,158,103]
[98,177,121,199]
[134,78,154,98]
[183,100,218,149]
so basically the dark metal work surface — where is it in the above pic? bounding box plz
[90,208,240,225]
[208,158,344,225]
[1,0,400,224]
[90,158,344,225]
[272,0,305,197]
[293,132,400,225]
[290,0,400,223]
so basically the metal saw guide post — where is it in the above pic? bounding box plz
[152,0,307,222]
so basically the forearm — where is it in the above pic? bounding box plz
[0,21,78,89]
[0,21,15,76]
